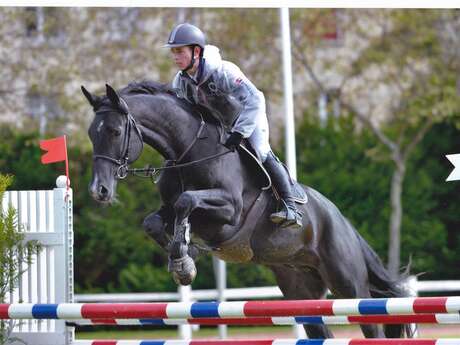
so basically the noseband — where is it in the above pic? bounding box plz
[93,109,143,179]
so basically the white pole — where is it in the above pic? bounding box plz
[318,92,328,126]
[406,275,419,338]
[178,285,192,339]
[213,257,227,339]
[280,7,297,180]
[281,8,304,338]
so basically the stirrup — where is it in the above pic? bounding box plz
[270,200,302,229]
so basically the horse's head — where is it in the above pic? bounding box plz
[82,84,143,204]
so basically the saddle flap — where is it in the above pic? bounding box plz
[238,143,271,190]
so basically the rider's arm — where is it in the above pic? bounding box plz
[218,62,265,138]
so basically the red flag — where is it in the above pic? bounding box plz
[39,135,70,192]
[40,136,67,164]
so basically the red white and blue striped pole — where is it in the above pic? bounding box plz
[72,339,460,345]
[66,313,460,326]
[2,297,460,320]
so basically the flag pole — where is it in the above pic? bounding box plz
[63,135,70,190]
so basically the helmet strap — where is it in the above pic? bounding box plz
[181,45,203,73]
[181,45,197,72]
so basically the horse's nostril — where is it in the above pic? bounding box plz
[99,185,109,197]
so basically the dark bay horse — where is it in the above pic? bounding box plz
[82,81,410,339]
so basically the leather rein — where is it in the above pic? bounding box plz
[93,107,233,182]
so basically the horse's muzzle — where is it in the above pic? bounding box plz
[89,180,113,203]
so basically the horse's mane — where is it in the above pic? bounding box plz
[118,79,198,115]
[119,79,219,126]
[120,80,175,97]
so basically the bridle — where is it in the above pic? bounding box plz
[93,101,233,182]
[93,108,143,179]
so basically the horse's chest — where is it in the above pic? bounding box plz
[157,168,210,204]
[157,172,182,204]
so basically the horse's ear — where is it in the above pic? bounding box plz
[106,84,119,105]
[106,83,129,115]
[81,85,101,111]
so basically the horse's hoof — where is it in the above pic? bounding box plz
[169,255,197,286]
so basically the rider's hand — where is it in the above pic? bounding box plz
[224,132,243,151]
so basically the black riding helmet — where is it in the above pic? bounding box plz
[164,23,206,72]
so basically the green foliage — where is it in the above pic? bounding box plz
[408,121,460,279]
[295,113,453,277]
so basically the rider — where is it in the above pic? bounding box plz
[165,23,302,228]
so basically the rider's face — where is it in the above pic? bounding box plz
[170,46,200,73]
[170,46,194,70]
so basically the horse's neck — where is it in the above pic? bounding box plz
[133,94,199,160]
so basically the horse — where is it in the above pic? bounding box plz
[82,81,410,339]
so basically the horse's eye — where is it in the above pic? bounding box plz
[108,127,121,136]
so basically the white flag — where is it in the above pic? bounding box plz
[446,154,460,181]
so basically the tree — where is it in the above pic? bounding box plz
[0,7,177,140]
[296,112,455,279]
[291,9,460,277]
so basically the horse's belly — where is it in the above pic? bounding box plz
[212,243,254,263]
[250,223,315,264]
[210,224,255,263]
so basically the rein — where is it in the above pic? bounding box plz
[93,106,233,182]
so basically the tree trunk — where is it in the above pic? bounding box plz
[388,156,406,278]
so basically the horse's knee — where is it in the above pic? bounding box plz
[143,211,165,237]
[143,210,173,251]
[174,192,195,217]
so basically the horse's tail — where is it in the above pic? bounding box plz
[356,232,413,338]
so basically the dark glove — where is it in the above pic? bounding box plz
[224,132,243,151]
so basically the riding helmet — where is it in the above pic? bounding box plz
[164,23,206,49]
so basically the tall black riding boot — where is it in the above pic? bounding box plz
[263,152,302,228]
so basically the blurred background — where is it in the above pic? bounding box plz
[0,7,459,296]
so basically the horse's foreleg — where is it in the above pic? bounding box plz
[142,205,174,252]
[169,189,236,285]
[143,205,202,259]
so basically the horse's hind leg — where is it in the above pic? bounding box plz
[269,265,333,339]
[320,252,385,338]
